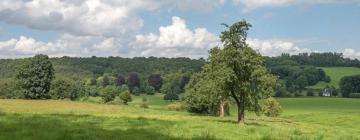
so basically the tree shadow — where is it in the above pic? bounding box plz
[0,112,219,140]
[213,119,268,127]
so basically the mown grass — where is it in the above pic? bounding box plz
[311,67,360,89]
[0,96,359,140]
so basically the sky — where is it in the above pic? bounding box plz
[0,0,359,59]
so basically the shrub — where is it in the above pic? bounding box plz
[100,86,119,103]
[262,97,283,117]
[132,87,141,96]
[50,79,76,100]
[306,89,315,96]
[145,86,156,95]
[140,103,149,108]
[349,93,360,98]
[340,75,360,97]
[164,93,179,101]
[119,91,132,105]
[167,102,184,111]
[140,97,149,108]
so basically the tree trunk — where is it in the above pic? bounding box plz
[237,104,245,125]
[237,95,245,125]
[219,102,225,118]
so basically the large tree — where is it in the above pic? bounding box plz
[148,74,163,92]
[16,54,55,99]
[202,21,276,124]
[127,73,140,92]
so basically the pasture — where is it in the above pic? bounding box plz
[0,95,359,140]
[311,67,360,89]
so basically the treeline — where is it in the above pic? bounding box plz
[0,56,205,80]
[265,52,360,67]
[0,55,192,103]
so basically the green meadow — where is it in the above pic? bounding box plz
[0,95,359,140]
[311,67,360,89]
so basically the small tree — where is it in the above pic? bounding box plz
[262,97,283,117]
[100,86,119,103]
[119,91,132,105]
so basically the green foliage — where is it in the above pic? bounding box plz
[132,87,141,96]
[167,102,185,111]
[161,71,185,95]
[100,86,119,103]
[311,67,360,89]
[127,73,140,92]
[16,54,55,99]
[148,74,163,92]
[163,93,179,101]
[265,52,360,67]
[262,97,283,117]
[0,79,20,99]
[119,91,132,105]
[306,89,315,96]
[349,93,360,98]
[210,20,276,123]
[50,78,75,100]
[144,86,156,95]
[340,75,360,97]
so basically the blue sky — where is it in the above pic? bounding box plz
[0,0,359,59]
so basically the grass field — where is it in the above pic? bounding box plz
[311,67,360,89]
[0,95,359,140]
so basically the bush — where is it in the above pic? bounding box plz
[50,79,78,100]
[262,97,283,117]
[100,86,119,103]
[132,87,141,96]
[145,86,156,95]
[349,93,360,98]
[324,76,331,83]
[139,97,149,108]
[306,89,315,96]
[167,102,184,111]
[164,93,179,101]
[340,75,360,97]
[140,103,149,108]
[119,91,132,105]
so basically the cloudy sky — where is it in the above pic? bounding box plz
[0,0,359,59]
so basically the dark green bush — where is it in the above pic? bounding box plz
[349,93,360,98]
[164,93,179,101]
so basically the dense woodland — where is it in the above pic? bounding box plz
[1,52,360,100]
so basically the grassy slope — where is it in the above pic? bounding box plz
[0,96,359,140]
[310,67,360,89]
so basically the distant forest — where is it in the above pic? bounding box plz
[0,56,205,80]
[0,52,359,80]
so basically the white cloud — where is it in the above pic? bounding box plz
[247,38,310,57]
[232,0,360,11]
[0,17,220,58]
[0,0,224,38]
[131,17,220,58]
[343,48,360,60]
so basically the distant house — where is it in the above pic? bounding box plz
[322,88,331,97]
